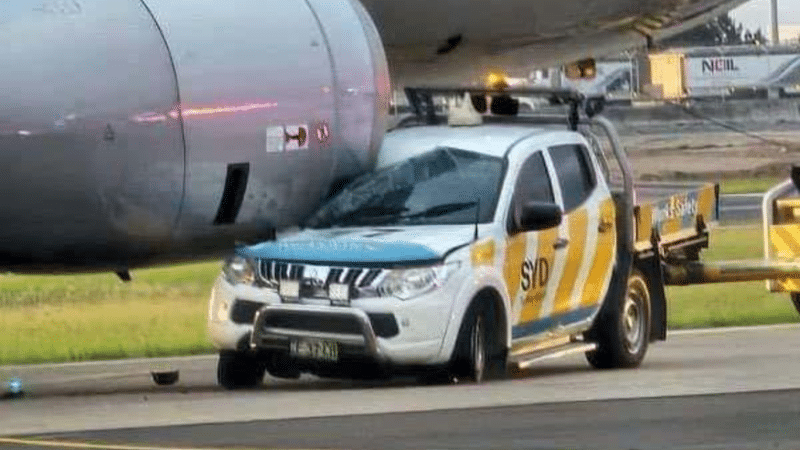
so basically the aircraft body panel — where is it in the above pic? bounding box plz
[359,0,748,83]
[145,0,338,240]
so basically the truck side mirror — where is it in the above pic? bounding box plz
[516,201,562,232]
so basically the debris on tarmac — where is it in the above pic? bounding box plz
[3,377,24,399]
[150,369,180,386]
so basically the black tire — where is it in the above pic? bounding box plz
[586,269,651,369]
[791,293,800,316]
[264,352,301,380]
[217,350,266,389]
[451,299,506,382]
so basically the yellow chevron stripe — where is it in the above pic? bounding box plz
[552,208,588,315]
[781,224,800,247]
[697,185,714,221]
[635,204,652,245]
[769,225,800,291]
[770,228,794,259]
[520,227,558,323]
[503,233,527,305]
[661,216,681,236]
[777,278,800,292]
[581,198,617,307]
[471,239,495,267]
[771,225,800,259]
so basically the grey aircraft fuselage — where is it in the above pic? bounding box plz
[0,0,389,273]
[0,0,743,274]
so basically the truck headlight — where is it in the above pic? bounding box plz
[377,262,460,300]
[209,280,231,323]
[222,255,257,286]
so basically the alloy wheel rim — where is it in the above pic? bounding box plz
[471,314,486,382]
[623,280,646,355]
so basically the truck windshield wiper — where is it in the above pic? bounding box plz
[336,205,409,225]
[308,205,409,228]
[403,201,478,219]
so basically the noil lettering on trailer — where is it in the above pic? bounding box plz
[701,58,740,74]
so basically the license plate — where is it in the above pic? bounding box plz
[290,338,339,362]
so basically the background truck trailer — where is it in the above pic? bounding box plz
[648,45,800,99]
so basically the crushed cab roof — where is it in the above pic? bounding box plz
[377,124,566,168]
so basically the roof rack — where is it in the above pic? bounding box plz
[403,86,605,131]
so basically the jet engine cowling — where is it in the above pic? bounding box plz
[0,0,390,272]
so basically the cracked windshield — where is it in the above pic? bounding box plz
[307,148,503,228]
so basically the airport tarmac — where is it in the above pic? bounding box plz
[1,324,800,449]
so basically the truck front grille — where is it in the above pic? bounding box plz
[257,261,385,299]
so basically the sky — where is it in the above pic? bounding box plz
[731,0,799,33]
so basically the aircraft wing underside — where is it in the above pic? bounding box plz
[359,0,748,83]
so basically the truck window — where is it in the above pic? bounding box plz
[548,144,596,212]
[507,152,554,231]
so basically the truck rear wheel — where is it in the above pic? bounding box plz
[586,269,651,369]
[217,350,266,389]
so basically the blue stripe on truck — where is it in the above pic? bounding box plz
[239,239,442,265]
[512,306,600,339]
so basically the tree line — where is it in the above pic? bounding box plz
[658,13,767,47]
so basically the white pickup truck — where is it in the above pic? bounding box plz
[208,88,718,389]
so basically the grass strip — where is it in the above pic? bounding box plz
[0,262,220,365]
[0,226,797,365]
[717,177,783,195]
[667,226,799,328]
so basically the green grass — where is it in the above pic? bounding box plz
[667,226,800,329]
[0,226,797,365]
[717,177,783,195]
[0,262,221,365]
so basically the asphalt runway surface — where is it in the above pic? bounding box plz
[2,324,800,449]
[718,193,763,223]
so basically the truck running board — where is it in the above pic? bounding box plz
[510,341,597,370]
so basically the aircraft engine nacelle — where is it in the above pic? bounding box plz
[0,0,390,272]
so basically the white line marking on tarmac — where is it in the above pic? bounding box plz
[722,193,765,198]
[669,323,800,336]
[0,437,221,450]
[720,205,760,211]
[712,224,760,230]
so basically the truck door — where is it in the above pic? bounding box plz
[503,151,563,340]
[546,144,616,325]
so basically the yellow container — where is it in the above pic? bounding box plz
[648,53,685,100]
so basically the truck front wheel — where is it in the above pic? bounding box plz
[451,298,506,382]
[586,270,651,369]
[217,350,266,389]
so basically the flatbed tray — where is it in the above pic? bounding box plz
[631,182,719,254]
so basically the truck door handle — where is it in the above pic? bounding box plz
[598,220,613,233]
[553,238,569,250]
